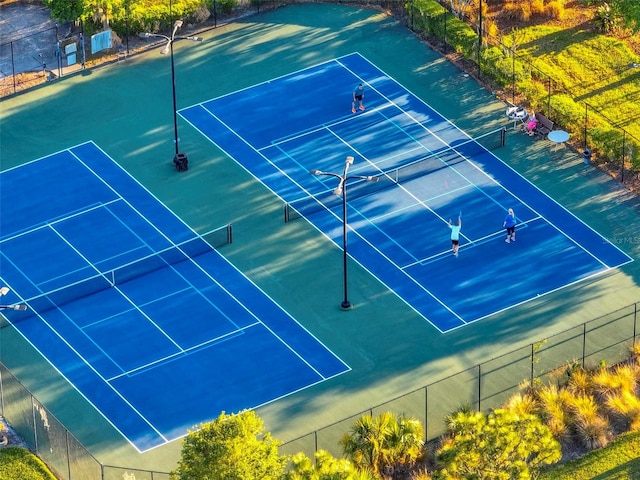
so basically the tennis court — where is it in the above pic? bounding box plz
[2,4,640,474]
[0,141,349,452]
[182,52,632,332]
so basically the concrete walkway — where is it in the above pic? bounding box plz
[0,3,69,77]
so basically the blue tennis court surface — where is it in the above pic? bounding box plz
[0,142,349,451]
[181,52,632,332]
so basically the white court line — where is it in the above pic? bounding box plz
[4,142,351,452]
[69,144,346,379]
[5,278,171,444]
[107,322,261,381]
[181,54,631,335]
[180,97,460,330]
[402,217,542,269]
[0,199,121,244]
[181,107,362,358]
[345,53,633,266]
[337,61,619,270]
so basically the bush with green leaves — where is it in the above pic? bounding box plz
[171,410,287,480]
[435,408,562,480]
[216,0,238,14]
[0,447,58,480]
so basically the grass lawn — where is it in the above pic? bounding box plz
[514,24,640,142]
[540,431,640,480]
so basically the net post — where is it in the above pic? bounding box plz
[284,203,290,223]
[501,126,506,147]
[227,224,233,244]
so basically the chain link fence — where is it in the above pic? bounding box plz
[0,362,170,479]
[407,0,640,184]
[280,302,640,458]
[2,302,637,473]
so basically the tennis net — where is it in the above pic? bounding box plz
[24,224,233,315]
[284,127,506,222]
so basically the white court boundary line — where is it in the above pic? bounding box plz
[0,143,351,452]
[179,52,633,334]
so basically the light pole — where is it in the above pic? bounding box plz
[140,20,202,171]
[310,156,379,310]
[0,287,27,311]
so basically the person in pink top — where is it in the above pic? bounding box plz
[523,110,537,136]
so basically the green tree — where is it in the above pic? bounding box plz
[340,411,424,477]
[435,408,562,480]
[170,410,287,480]
[583,0,640,33]
[611,0,640,32]
[43,0,85,23]
[284,450,377,480]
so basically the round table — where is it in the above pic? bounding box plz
[547,130,570,150]
[506,106,527,130]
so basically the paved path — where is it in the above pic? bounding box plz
[0,3,67,77]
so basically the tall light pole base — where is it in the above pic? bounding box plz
[173,152,188,172]
[340,300,352,310]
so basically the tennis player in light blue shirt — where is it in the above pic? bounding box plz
[448,215,462,256]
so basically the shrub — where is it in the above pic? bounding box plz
[605,390,640,432]
[631,343,640,364]
[537,385,573,442]
[518,1,532,21]
[566,366,593,396]
[531,0,545,16]
[498,1,525,22]
[504,391,539,416]
[0,447,57,480]
[593,364,638,397]
[545,0,565,19]
[216,0,238,15]
[413,0,477,55]
[569,395,611,449]
[594,2,617,32]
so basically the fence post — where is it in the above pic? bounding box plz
[443,10,447,53]
[634,302,637,346]
[584,103,588,150]
[410,0,414,31]
[65,430,71,480]
[530,343,535,385]
[477,364,481,411]
[582,323,587,366]
[621,130,626,183]
[512,52,515,104]
[547,77,551,117]
[477,0,482,77]
[10,42,16,94]
[424,385,428,441]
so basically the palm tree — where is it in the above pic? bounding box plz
[284,449,377,480]
[340,411,424,477]
[384,415,424,470]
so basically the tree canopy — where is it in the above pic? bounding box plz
[340,411,424,478]
[171,410,287,480]
[284,450,377,480]
[435,408,562,480]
